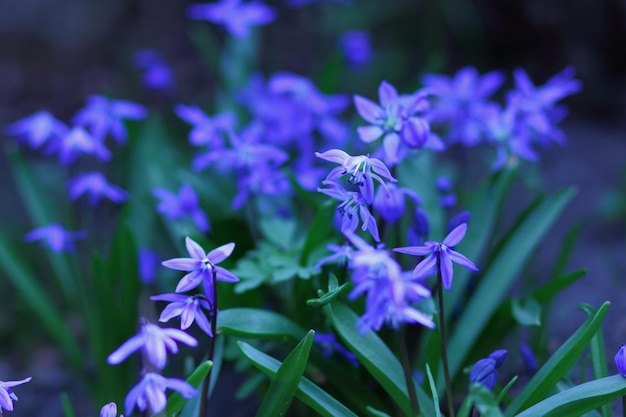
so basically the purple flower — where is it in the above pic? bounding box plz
[51,126,111,165]
[133,49,174,92]
[24,223,86,253]
[408,207,430,246]
[314,242,353,268]
[316,149,396,204]
[139,249,159,284]
[187,0,276,38]
[153,183,210,232]
[422,67,504,146]
[161,237,239,296]
[174,104,235,147]
[394,223,478,290]
[373,183,421,224]
[315,332,359,367]
[447,210,471,234]
[339,30,372,68]
[68,172,129,206]
[150,293,213,336]
[318,181,380,242]
[107,320,198,369]
[100,402,121,417]
[0,377,31,413]
[616,345,626,377]
[4,111,67,149]
[354,81,439,165]
[72,95,147,143]
[124,372,196,416]
[344,232,434,333]
[521,343,538,374]
[469,350,507,390]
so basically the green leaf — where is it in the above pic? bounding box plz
[60,392,76,417]
[504,302,610,416]
[259,217,298,250]
[365,406,392,417]
[255,330,315,417]
[165,360,212,417]
[217,308,307,340]
[426,364,442,417]
[325,302,412,416]
[307,274,352,307]
[443,188,575,388]
[469,383,505,417]
[512,297,542,327]
[580,304,611,417]
[238,341,358,417]
[515,375,626,417]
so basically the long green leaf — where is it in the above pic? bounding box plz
[217,308,307,339]
[255,330,315,417]
[504,302,610,416]
[443,188,575,388]
[326,302,412,416]
[165,360,212,417]
[580,304,611,417]
[238,341,358,417]
[515,375,626,417]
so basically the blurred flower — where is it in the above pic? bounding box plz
[0,377,31,413]
[107,319,197,369]
[51,126,111,165]
[315,332,359,367]
[174,104,235,147]
[469,349,507,390]
[161,237,239,297]
[318,181,380,242]
[394,223,478,290]
[339,30,372,68]
[72,95,147,143]
[521,342,538,374]
[24,223,86,253]
[187,0,276,38]
[314,242,354,268]
[100,402,122,417]
[124,372,196,416]
[67,172,128,206]
[373,183,421,224]
[153,183,210,232]
[439,194,457,210]
[423,67,504,146]
[316,149,396,204]
[407,207,430,246]
[133,49,174,92]
[150,293,213,336]
[447,210,471,234]
[138,249,159,284]
[436,176,453,192]
[345,232,434,333]
[4,111,67,149]
[615,344,626,377]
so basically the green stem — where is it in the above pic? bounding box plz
[199,269,218,417]
[437,254,455,417]
[398,326,420,417]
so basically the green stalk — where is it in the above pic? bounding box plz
[398,326,420,417]
[437,253,455,417]
[198,268,218,417]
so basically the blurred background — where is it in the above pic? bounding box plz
[0,0,625,415]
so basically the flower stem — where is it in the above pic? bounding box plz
[397,326,420,417]
[437,254,455,417]
[198,269,218,417]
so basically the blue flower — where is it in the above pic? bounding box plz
[344,232,434,333]
[124,372,196,416]
[72,95,147,143]
[161,237,239,296]
[187,0,276,38]
[339,30,372,69]
[174,104,235,147]
[138,248,159,284]
[107,319,198,369]
[521,343,538,374]
[373,183,421,224]
[24,223,86,253]
[0,377,31,413]
[51,126,111,165]
[394,223,477,290]
[151,293,213,336]
[315,332,359,367]
[422,67,504,146]
[4,111,67,150]
[316,149,396,204]
[133,49,175,92]
[99,402,120,417]
[318,181,380,242]
[67,172,128,206]
[469,349,507,390]
[153,183,210,232]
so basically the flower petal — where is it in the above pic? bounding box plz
[354,95,384,124]
[357,125,384,142]
[185,237,206,260]
[378,81,398,108]
[207,242,235,264]
[443,223,467,247]
[175,270,203,292]
[162,258,198,271]
[448,249,478,271]
[412,254,437,279]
